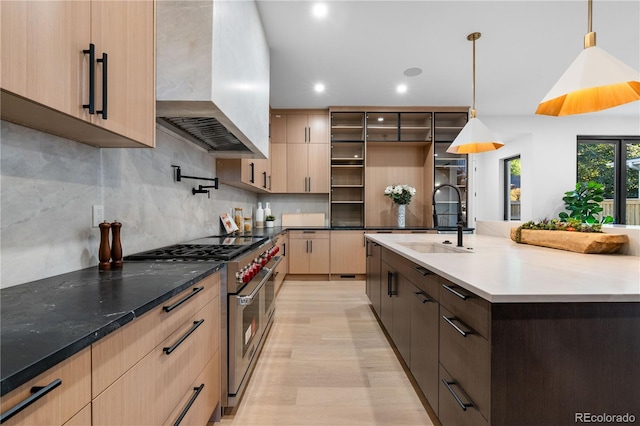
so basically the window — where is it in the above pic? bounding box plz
[503,156,521,221]
[577,137,640,225]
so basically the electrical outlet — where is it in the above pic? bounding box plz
[92,205,104,228]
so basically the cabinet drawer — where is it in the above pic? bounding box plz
[92,273,219,397]
[382,248,439,300]
[92,296,218,425]
[439,278,490,338]
[439,306,490,420]
[288,230,330,239]
[163,350,220,426]
[0,347,91,426]
[438,365,489,426]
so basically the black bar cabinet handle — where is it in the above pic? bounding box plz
[442,284,468,300]
[173,384,205,426]
[250,162,255,183]
[262,171,267,189]
[268,175,272,191]
[412,266,432,276]
[163,319,204,355]
[0,379,62,424]
[442,379,474,411]
[82,44,95,114]
[283,242,286,256]
[310,240,313,252]
[387,271,396,296]
[414,291,432,303]
[443,316,471,337]
[96,52,107,119]
[163,286,204,313]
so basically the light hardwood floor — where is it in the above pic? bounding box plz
[218,280,435,426]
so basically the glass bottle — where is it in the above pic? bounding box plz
[234,207,243,230]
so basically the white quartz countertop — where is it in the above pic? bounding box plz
[366,233,640,303]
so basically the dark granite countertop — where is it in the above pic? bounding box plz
[237,226,474,234]
[0,261,223,396]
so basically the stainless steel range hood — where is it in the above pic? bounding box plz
[156,0,270,158]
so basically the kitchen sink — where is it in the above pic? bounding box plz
[396,241,471,254]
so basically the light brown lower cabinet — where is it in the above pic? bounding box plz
[0,347,91,426]
[288,230,330,274]
[92,273,220,425]
[330,230,366,275]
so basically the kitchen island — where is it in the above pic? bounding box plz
[365,232,639,426]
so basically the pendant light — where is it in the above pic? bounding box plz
[447,32,504,154]
[536,0,640,116]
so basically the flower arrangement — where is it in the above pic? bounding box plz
[384,184,416,205]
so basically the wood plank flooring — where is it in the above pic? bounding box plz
[218,280,435,426]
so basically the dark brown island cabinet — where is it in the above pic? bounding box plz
[365,242,640,426]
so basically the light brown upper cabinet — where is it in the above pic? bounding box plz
[270,143,287,193]
[286,144,330,193]
[271,110,330,194]
[0,0,155,148]
[286,113,328,144]
[216,158,270,193]
[270,113,287,144]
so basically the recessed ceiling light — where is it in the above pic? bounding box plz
[403,67,423,77]
[397,84,407,94]
[314,82,325,93]
[312,3,328,18]
[377,117,384,122]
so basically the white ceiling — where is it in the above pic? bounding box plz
[255,0,640,116]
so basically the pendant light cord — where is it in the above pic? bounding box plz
[467,32,481,119]
[585,0,596,48]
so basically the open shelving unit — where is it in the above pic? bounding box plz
[331,112,366,227]
[328,107,469,228]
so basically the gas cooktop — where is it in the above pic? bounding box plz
[124,235,268,262]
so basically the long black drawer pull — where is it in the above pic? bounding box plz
[249,162,255,183]
[443,316,472,337]
[163,319,204,355]
[412,265,432,276]
[414,291,432,303]
[0,379,62,424]
[82,44,95,114]
[96,52,107,119]
[173,384,204,426]
[163,286,204,312]
[262,171,267,188]
[442,284,468,300]
[442,379,474,411]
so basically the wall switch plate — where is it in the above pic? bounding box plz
[92,205,104,228]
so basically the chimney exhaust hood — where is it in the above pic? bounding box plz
[156,0,270,158]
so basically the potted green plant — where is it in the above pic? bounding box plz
[265,215,276,228]
[558,181,614,224]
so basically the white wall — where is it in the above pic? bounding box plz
[470,113,640,224]
[1,122,257,288]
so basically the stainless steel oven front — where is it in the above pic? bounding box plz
[223,242,281,411]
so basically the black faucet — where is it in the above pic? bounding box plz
[432,184,465,247]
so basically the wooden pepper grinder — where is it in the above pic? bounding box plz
[99,221,112,270]
[111,221,123,268]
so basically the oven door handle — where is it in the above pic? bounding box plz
[237,256,282,306]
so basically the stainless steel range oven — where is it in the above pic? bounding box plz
[124,234,282,412]
[224,241,281,411]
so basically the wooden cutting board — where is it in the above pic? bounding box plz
[281,213,325,227]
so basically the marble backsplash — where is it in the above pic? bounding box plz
[0,122,258,288]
